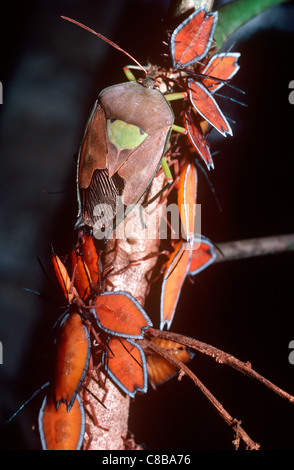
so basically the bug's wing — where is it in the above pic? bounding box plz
[79,168,125,231]
[118,128,172,206]
[77,102,123,231]
[78,102,108,189]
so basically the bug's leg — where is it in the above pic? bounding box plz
[107,249,169,282]
[141,176,171,210]
[161,93,188,181]
[142,156,181,210]
[82,355,109,431]
[123,66,137,81]
[165,92,187,102]
[146,159,181,214]
[83,425,93,450]
[161,156,173,184]
[165,92,188,136]
[172,124,187,134]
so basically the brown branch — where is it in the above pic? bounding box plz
[83,173,168,450]
[148,328,294,406]
[139,337,260,450]
[215,234,294,263]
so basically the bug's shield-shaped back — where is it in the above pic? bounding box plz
[39,394,85,450]
[170,7,218,68]
[54,312,90,412]
[77,81,174,239]
[103,337,148,397]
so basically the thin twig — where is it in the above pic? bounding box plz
[148,328,294,405]
[215,234,294,263]
[140,338,260,450]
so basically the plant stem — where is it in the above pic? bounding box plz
[140,336,260,449]
[215,233,294,263]
[147,329,294,406]
[83,173,168,450]
[214,0,290,49]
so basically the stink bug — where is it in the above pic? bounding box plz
[92,291,152,339]
[160,162,197,330]
[50,250,93,411]
[61,17,175,239]
[77,80,174,238]
[170,7,218,68]
[54,310,90,412]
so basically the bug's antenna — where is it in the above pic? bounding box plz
[61,16,147,76]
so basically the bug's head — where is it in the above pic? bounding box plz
[137,77,156,90]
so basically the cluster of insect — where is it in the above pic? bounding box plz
[37,229,194,449]
[17,6,242,450]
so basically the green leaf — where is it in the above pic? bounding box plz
[214,0,290,50]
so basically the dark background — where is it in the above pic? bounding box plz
[1,0,294,450]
